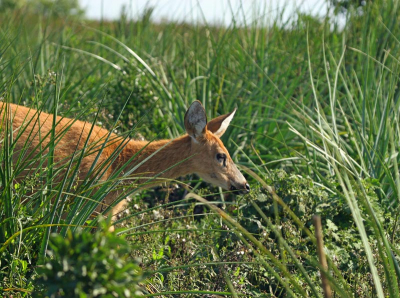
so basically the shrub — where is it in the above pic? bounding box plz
[35,223,144,298]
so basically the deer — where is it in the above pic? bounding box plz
[0,100,250,227]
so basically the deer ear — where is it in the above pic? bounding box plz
[207,108,236,137]
[184,101,208,139]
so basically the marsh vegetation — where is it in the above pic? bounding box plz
[1,0,400,296]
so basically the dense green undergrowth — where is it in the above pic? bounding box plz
[1,0,400,297]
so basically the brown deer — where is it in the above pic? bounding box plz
[1,100,249,224]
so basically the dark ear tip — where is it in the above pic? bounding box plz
[185,101,204,115]
[190,100,203,108]
[185,101,207,119]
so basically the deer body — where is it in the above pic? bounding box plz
[1,101,249,222]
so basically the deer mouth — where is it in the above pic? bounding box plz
[230,183,250,194]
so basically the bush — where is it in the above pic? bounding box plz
[35,224,144,298]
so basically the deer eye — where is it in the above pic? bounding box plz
[216,153,227,166]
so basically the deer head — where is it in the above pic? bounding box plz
[184,101,250,194]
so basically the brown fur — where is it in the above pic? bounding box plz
[0,102,248,225]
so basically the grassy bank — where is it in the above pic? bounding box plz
[1,1,400,296]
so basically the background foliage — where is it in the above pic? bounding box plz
[1,0,400,297]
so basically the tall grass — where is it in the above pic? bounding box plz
[1,0,400,296]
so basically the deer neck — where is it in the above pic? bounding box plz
[117,135,194,181]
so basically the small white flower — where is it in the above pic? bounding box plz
[152,210,163,220]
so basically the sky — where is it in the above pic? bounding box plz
[79,0,330,25]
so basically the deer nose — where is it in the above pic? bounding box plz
[245,183,250,192]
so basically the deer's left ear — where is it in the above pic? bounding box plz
[207,108,236,138]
